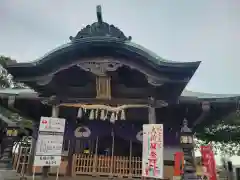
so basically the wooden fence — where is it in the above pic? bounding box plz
[12,146,68,176]
[12,146,31,175]
[72,154,143,178]
[72,154,175,179]
[13,151,174,179]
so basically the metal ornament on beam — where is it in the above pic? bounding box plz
[31,55,166,88]
[77,58,165,87]
[77,59,122,76]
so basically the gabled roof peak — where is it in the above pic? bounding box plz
[69,5,132,42]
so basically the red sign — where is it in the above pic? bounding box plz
[41,120,48,124]
[200,145,217,180]
[174,152,184,176]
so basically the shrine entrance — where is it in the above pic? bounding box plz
[70,121,142,178]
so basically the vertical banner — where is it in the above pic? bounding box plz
[174,152,184,176]
[200,145,217,180]
[142,124,164,179]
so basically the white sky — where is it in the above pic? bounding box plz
[0,0,240,94]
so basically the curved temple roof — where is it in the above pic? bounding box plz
[6,5,200,84]
[0,88,239,104]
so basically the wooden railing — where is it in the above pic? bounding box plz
[12,146,31,175]
[12,146,68,176]
[13,152,174,179]
[72,154,142,178]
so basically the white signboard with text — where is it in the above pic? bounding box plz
[39,117,65,132]
[35,134,64,156]
[142,124,164,179]
[34,155,61,167]
[34,116,66,167]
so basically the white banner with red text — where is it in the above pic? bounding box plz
[142,124,164,179]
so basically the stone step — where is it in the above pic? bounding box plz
[0,164,10,169]
[0,161,12,169]
[0,169,20,180]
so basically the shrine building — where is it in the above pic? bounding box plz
[0,5,239,179]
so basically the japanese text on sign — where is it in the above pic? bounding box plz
[39,117,65,132]
[34,116,66,167]
[34,155,61,166]
[142,124,163,179]
[35,134,63,156]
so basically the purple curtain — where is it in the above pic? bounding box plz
[64,120,180,146]
[114,121,141,143]
[114,122,180,146]
[65,120,112,140]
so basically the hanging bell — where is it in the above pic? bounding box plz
[120,110,126,120]
[100,109,105,120]
[89,109,95,120]
[110,112,115,123]
[77,108,83,118]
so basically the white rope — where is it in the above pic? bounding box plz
[60,104,148,112]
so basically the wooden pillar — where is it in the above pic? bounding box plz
[42,105,59,179]
[148,97,156,124]
[51,106,59,118]
[66,119,76,176]
[148,97,157,179]
[93,136,99,174]
[27,123,38,175]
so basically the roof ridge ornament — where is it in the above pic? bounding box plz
[96,5,103,24]
[70,5,132,42]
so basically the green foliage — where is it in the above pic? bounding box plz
[0,55,26,88]
[0,55,32,135]
[197,111,240,142]
[196,111,240,156]
[0,56,12,88]
[0,56,14,68]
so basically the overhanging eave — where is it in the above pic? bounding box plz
[6,38,200,84]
